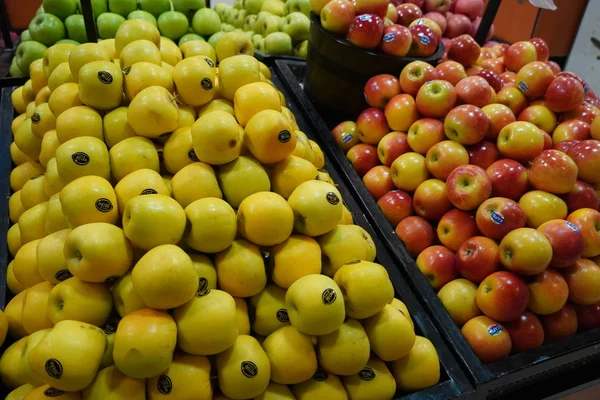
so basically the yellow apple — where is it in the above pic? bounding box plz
[234,81,281,127]
[99,38,117,58]
[390,336,440,391]
[291,369,348,399]
[30,102,56,139]
[59,176,118,228]
[146,352,212,400]
[341,357,397,399]
[180,40,215,60]
[217,155,271,208]
[109,136,160,181]
[13,118,41,160]
[363,304,416,361]
[21,282,54,334]
[217,55,262,101]
[192,111,241,165]
[237,191,294,246]
[197,99,235,117]
[39,129,60,168]
[215,31,254,62]
[44,158,67,198]
[234,297,251,335]
[20,174,48,210]
[255,382,295,400]
[47,277,113,326]
[47,82,82,117]
[19,328,51,387]
[43,43,76,77]
[5,289,28,339]
[244,109,296,164]
[7,224,22,258]
[127,86,179,138]
[270,156,318,200]
[37,228,72,284]
[5,384,34,400]
[9,191,25,224]
[171,162,222,208]
[250,284,290,337]
[288,180,343,237]
[102,107,137,148]
[83,365,146,400]
[29,58,47,93]
[112,272,146,318]
[317,318,371,376]
[78,60,124,110]
[22,80,35,104]
[115,19,161,57]
[10,140,31,166]
[45,193,68,234]
[215,239,267,297]
[272,234,322,288]
[123,62,173,102]
[120,40,162,69]
[159,37,182,66]
[7,261,26,295]
[12,239,44,289]
[55,136,110,183]
[10,161,43,192]
[113,309,177,379]
[519,190,568,228]
[263,325,317,384]
[47,62,75,91]
[34,86,52,106]
[176,105,196,129]
[0,337,28,389]
[55,105,103,144]
[172,56,216,107]
[28,320,106,391]
[114,168,170,213]
[184,197,236,253]
[12,86,27,114]
[319,225,376,277]
[163,127,195,174]
[68,42,112,80]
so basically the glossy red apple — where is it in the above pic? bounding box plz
[497,71,517,89]
[424,11,447,33]
[574,302,600,331]
[540,304,578,343]
[497,121,545,162]
[444,104,489,145]
[504,41,537,72]
[400,61,436,96]
[454,0,484,20]
[424,0,451,13]
[461,315,512,363]
[527,268,569,315]
[407,118,446,154]
[447,34,480,67]
[546,60,562,75]
[505,312,544,353]
[537,219,585,268]
[554,139,582,154]
[396,216,435,257]
[437,209,480,252]
[456,236,500,283]
[364,74,401,109]
[347,14,385,49]
[567,140,600,185]
[425,140,470,180]
[467,141,499,170]
[416,245,458,289]
[456,76,494,108]
[332,121,361,153]
[409,17,443,41]
[481,104,516,141]
[377,131,410,167]
[545,75,585,113]
[552,120,590,145]
[564,180,600,212]
[476,197,527,241]
[377,189,414,226]
[396,3,423,26]
[475,69,501,93]
[515,61,554,98]
[486,159,528,201]
[480,59,505,76]
[529,37,550,62]
[321,0,356,34]
[476,271,529,322]
[415,80,457,118]
[346,143,379,176]
[413,179,453,220]
[408,24,439,57]
[433,60,467,86]
[446,164,492,211]
[445,13,472,38]
[354,0,389,17]
[564,102,600,125]
[379,24,413,57]
[528,149,578,194]
[563,258,600,305]
[363,165,395,199]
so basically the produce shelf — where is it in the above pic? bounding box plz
[273,59,600,400]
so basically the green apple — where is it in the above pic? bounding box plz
[77,0,108,18]
[36,5,45,15]
[158,11,190,40]
[208,31,226,49]
[251,34,263,48]
[215,3,233,20]
[264,31,292,55]
[192,8,221,37]
[42,0,78,20]
[233,0,244,9]
[226,8,239,25]
[256,37,266,53]
[173,0,206,15]
[284,0,310,16]
[97,12,126,39]
[15,41,47,73]
[243,31,254,41]
[253,11,270,34]
[179,33,204,46]
[261,0,285,16]
[108,0,137,17]
[281,12,309,42]
[65,14,87,43]
[221,23,236,32]
[243,15,257,31]
[293,39,307,57]
[128,10,158,26]
[233,10,248,28]
[56,38,80,44]
[244,0,264,14]
[21,30,32,42]
[29,14,66,46]
[262,15,283,36]
[139,0,171,17]
[9,57,25,78]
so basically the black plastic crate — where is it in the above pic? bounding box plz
[273,59,600,400]
[254,51,305,67]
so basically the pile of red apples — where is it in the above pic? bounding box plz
[331,36,600,363]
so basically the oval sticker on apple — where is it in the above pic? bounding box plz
[487,324,502,337]
[359,367,376,381]
[491,211,504,225]
[241,361,258,378]
[322,288,337,305]
[157,375,173,394]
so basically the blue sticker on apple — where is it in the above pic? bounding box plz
[383,33,395,43]
[342,134,354,143]
[419,35,431,45]
[518,81,529,92]
[565,221,580,232]
[488,324,502,337]
[491,211,504,225]
[359,15,371,22]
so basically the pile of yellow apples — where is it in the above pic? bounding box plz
[0,19,440,400]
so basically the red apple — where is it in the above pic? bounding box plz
[593,116,600,140]
[425,140,470,180]
[574,302,600,331]
[377,131,410,166]
[461,315,512,363]
[379,24,413,56]
[518,104,557,134]
[433,61,467,86]
[413,178,453,220]
[332,121,361,153]
[527,268,569,316]
[396,216,435,257]
[424,11,447,33]
[346,143,380,176]
[499,227,553,276]
[364,74,401,109]
[396,3,423,26]
[496,87,527,116]
[447,34,480,67]
[444,104,489,145]
[455,76,494,108]
[437,209,480,251]
[454,0,484,20]
[467,141,499,170]
[446,164,492,211]
[564,180,600,213]
[552,120,590,144]
[563,258,600,305]
[504,41,538,72]
[400,61,436,96]
[424,0,451,13]
[497,71,517,89]
[475,69,501,93]
[529,37,550,62]
[567,140,600,185]
[409,17,443,41]
[540,304,578,343]
[505,312,544,353]
[416,245,458,289]
[407,117,446,154]
[354,0,389,17]
[554,139,582,154]
[491,43,509,58]
[415,80,457,119]
[347,14,385,49]
[403,0,425,7]
[356,107,390,144]
[466,65,484,77]
[545,76,585,113]
[486,159,529,201]
[320,0,356,34]
[408,24,439,57]
[481,104,516,141]
[456,236,500,282]
[476,197,527,240]
[445,13,472,38]
[377,189,414,226]
[528,149,578,194]
[363,165,395,199]
[564,102,600,125]
[476,271,529,322]
[546,60,562,75]
[497,121,545,162]
[515,61,555,98]
[384,94,420,132]
[537,219,585,268]
[480,59,505,75]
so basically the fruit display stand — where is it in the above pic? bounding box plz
[272,58,600,400]
[0,85,12,313]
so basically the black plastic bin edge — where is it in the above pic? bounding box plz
[1,87,12,310]
[254,51,306,67]
[272,70,474,400]
[273,59,600,400]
